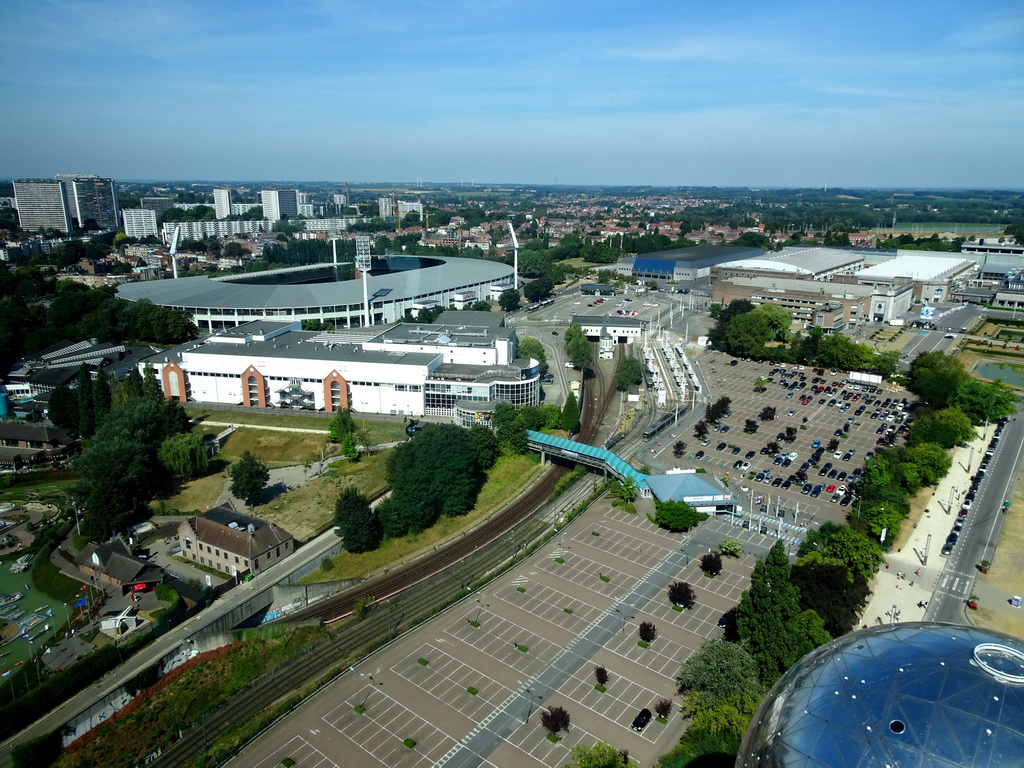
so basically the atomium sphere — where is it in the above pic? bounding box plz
[736,622,1024,768]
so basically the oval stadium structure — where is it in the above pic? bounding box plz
[737,622,1024,768]
[116,255,514,331]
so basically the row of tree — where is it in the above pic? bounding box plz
[709,300,901,376]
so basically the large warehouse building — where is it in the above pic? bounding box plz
[854,254,976,302]
[712,246,866,283]
[117,255,515,332]
[610,245,763,283]
[143,313,540,423]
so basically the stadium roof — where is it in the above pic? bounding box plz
[719,259,811,275]
[117,256,512,311]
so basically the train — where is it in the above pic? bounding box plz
[641,405,687,441]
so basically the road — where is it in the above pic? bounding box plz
[927,404,1024,624]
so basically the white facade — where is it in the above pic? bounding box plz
[260,189,299,222]
[397,200,424,216]
[213,188,232,219]
[144,319,539,419]
[160,219,268,242]
[332,194,347,207]
[122,208,158,238]
[378,197,393,218]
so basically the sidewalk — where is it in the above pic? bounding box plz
[860,423,996,629]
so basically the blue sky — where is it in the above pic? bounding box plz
[2,0,1021,188]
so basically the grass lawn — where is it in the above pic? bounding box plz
[256,451,392,542]
[190,427,327,467]
[187,407,409,446]
[301,454,542,582]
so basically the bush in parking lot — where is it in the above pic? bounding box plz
[719,538,742,558]
[668,580,696,609]
[700,553,723,576]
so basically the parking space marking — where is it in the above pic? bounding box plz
[398,642,516,720]
[247,736,341,768]
[322,686,466,767]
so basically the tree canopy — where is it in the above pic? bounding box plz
[378,424,485,537]
[229,450,270,506]
[735,541,804,681]
[334,487,381,553]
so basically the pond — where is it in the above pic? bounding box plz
[974,361,1024,388]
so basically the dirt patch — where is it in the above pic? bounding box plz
[970,473,1024,639]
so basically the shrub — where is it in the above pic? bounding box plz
[700,552,723,576]
[667,581,696,609]
[638,621,657,643]
[541,705,571,736]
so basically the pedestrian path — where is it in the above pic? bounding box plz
[860,424,996,629]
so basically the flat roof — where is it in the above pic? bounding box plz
[857,255,975,282]
[148,330,440,367]
[719,276,888,297]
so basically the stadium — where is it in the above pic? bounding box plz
[116,255,515,332]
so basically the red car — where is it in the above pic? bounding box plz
[825,484,836,493]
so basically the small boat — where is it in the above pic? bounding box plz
[0,593,23,606]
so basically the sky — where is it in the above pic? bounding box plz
[1,0,1022,188]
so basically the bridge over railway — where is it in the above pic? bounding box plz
[526,430,652,497]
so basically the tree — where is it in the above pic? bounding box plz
[379,424,484,536]
[700,552,722,576]
[76,365,95,438]
[765,441,780,455]
[498,289,521,313]
[744,419,758,434]
[638,621,657,644]
[906,350,967,409]
[799,522,882,582]
[594,665,609,688]
[334,487,381,553]
[827,438,839,452]
[616,356,643,390]
[654,500,706,531]
[327,408,355,443]
[468,423,500,470]
[157,433,209,480]
[724,312,772,357]
[694,421,709,438]
[672,440,686,457]
[753,377,767,392]
[668,580,696,609]
[47,385,79,433]
[229,450,270,506]
[523,276,554,302]
[784,426,797,442]
[908,407,975,448]
[735,541,803,680]
[759,406,776,421]
[791,557,869,636]
[677,638,762,702]
[903,442,952,487]
[517,336,548,375]
[564,741,628,768]
[565,328,593,370]
[950,378,1018,424]
[340,432,359,461]
[618,477,638,504]
[560,392,580,433]
[541,705,571,736]
[751,303,791,342]
[719,538,742,558]
[654,699,673,719]
[92,371,111,426]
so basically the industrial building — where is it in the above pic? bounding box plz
[141,314,540,423]
[712,246,866,283]
[854,254,976,302]
[713,275,914,326]
[610,245,763,283]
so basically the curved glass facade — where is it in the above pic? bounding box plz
[737,622,1024,768]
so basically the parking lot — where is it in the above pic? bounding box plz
[231,497,762,768]
[647,351,913,529]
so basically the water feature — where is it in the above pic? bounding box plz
[974,361,1024,388]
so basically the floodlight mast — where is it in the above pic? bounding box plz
[169,225,181,279]
[356,236,372,327]
[507,220,519,293]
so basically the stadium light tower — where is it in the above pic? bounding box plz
[169,225,181,279]
[356,236,372,327]
[507,219,519,292]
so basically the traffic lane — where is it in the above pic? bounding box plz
[930,411,1024,623]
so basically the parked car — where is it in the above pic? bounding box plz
[631,708,653,731]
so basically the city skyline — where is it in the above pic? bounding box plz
[2,0,1022,188]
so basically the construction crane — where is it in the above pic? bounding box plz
[507,219,519,292]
